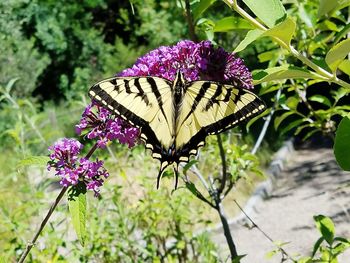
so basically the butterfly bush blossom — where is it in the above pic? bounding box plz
[47,40,253,193]
[119,40,253,89]
[47,138,109,196]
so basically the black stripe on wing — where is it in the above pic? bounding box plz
[176,93,266,161]
[89,78,170,160]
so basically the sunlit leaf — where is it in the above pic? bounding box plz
[309,95,332,107]
[253,66,322,85]
[17,156,51,169]
[339,59,350,77]
[264,17,296,47]
[234,29,264,53]
[325,38,350,73]
[213,17,253,32]
[318,0,350,18]
[192,0,217,20]
[68,182,87,246]
[242,0,286,28]
[334,116,350,171]
[314,215,335,245]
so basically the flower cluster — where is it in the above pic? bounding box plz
[47,138,109,196]
[75,102,139,148]
[119,40,253,89]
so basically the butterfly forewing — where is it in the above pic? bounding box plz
[89,76,175,159]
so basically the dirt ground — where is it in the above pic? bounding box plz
[213,146,350,262]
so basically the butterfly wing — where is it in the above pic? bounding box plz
[89,76,175,161]
[175,81,266,162]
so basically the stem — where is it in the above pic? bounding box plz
[18,187,68,263]
[226,0,350,89]
[216,197,238,259]
[18,142,99,262]
[184,0,198,42]
[216,134,227,195]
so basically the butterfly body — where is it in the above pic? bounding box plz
[89,71,266,188]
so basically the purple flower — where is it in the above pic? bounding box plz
[76,102,140,148]
[118,40,253,89]
[47,138,109,196]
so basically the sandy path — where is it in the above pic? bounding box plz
[213,146,350,262]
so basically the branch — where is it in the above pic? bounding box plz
[184,0,198,42]
[216,134,228,195]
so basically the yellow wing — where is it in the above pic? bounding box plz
[89,76,175,158]
[175,81,266,162]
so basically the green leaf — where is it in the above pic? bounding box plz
[213,17,253,32]
[314,215,335,246]
[182,159,198,174]
[242,0,286,28]
[334,116,350,171]
[274,111,296,130]
[17,156,51,169]
[192,0,217,20]
[234,29,264,53]
[318,0,350,18]
[339,59,350,77]
[264,17,296,47]
[280,119,304,135]
[253,66,322,85]
[325,39,350,73]
[246,107,270,131]
[309,95,332,107]
[68,183,87,246]
[312,236,325,257]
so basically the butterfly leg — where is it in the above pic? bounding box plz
[173,164,179,189]
[156,161,169,189]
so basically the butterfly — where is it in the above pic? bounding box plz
[89,71,266,188]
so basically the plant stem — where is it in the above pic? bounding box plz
[216,197,238,259]
[226,0,350,90]
[18,187,68,263]
[216,134,227,195]
[18,142,99,262]
[184,0,198,42]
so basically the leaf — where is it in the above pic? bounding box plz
[280,119,304,135]
[182,159,198,174]
[314,215,335,246]
[318,0,350,18]
[264,17,296,47]
[68,182,87,246]
[312,236,325,257]
[309,95,332,107]
[234,29,264,53]
[334,116,350,171]
[325,39,350,73]
[213,17,253,32]
[274,111,296,130]
[17,156,51,169]
[192,0,217,20]
[339,59,350,77]
[246,107,270,131]
[242,0,286,28]
[253,66,322,85]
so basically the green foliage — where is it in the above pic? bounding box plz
[334,116,350,171]
[298,215,350,262]
[68,183,87,247]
